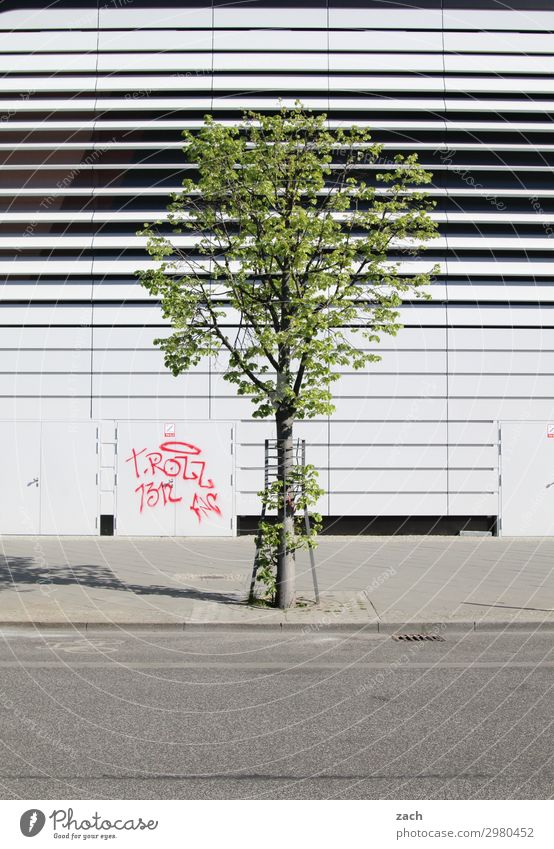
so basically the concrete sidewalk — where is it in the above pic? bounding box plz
[0,535,553,631]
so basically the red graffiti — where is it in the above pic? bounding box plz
[190,492,221,523]
[135,480,182,513]
[125,439,221,522]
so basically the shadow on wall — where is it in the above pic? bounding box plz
[0,556,242,604]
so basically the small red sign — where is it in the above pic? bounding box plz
[164,422,176,438]
[547,424,554,439]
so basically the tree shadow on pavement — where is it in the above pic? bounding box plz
[0,555,244,604]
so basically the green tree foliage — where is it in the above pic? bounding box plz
[138,104,438,608]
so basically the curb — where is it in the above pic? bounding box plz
[0,620,553,633]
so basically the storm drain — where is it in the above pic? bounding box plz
[392,633,445,642]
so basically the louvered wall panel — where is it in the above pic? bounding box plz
[1,0,553,525]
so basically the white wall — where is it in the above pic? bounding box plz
[1,1,551,522]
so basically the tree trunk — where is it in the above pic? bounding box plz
[275,411,295,609]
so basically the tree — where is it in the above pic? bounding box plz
[138,104,438,609]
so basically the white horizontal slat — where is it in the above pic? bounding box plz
[447,306,554,327]
[0,31,97,51]
[448,329,554,350]
[329,30,442,52]
[98,8,212,28]
[92,397,210,420]
[444,31,554,54]
[445,55,554,74]
[99,29,213,51]
[329,493,447,516]
[91,305,168,326]
[0,305,92,325]
[92,327,171,348]
[239,468,328,492]
[3,73,554,95]
[443,10,554,32]
[0,350,91,371]
[446,284,554,302]
[449,399,554,420]
[213,8,327,29]
[91,373,204,397]
[449,446,498,468]
[450,375,554,398]
[237,420,329,444]
[330,421,448,445]
[238,443,328,468]
[0,9,99,30]
[449,493,499,515]
[331,374,447,397]
[92,350,171,372]
[214,30,327,51]
[236,490,329,515]
[448,351,554,374]
[331,397,447,421]
[328,445,447,468]
[0,374,90,394]
[0,328,92,348]
[448,422,498,446]
[449,469,498,492]
[0,282,93,299]
[0,398,91,419]
[329,9,442,30]
[331,468,446,493]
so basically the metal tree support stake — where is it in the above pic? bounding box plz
[248,438,319,603]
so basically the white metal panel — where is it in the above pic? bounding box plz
[115,420,234,537]
[500,421,554,535]
[40,422,99,535]
[0,421,40,533]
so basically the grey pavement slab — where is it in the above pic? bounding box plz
[0,535,553,629]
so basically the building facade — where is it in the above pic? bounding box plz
[1,0,554,536]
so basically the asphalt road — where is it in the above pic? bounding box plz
[0,628,551,800]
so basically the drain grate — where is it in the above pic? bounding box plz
[392,633,445,642]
